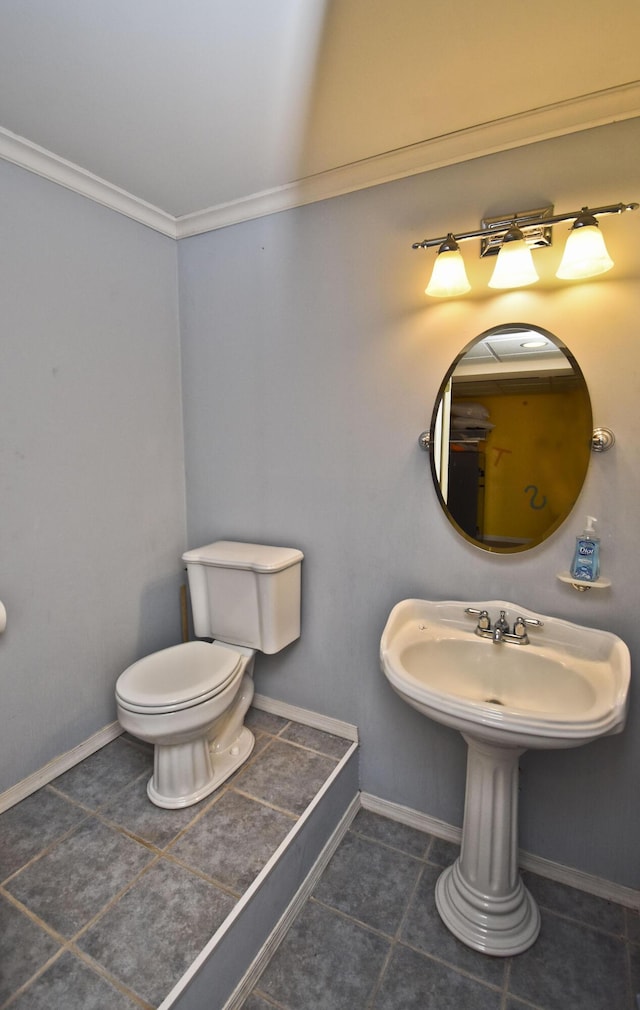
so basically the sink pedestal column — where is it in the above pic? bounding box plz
[435,734,540,956]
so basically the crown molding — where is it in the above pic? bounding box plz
[0,126,178,237]
[2,81,639,240]
[175,81,640,237]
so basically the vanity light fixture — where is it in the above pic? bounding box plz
[487,224,539,289]
[555,210,614,279]
[414,201,638,297]
[425,234,471,297]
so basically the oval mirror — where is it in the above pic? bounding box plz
[430,324,593,553]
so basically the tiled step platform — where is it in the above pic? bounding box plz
[0,706,359,1010]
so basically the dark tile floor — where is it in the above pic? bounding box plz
[240,809,640,1010]
[0,709,352,1010]
[3,715,639,1010]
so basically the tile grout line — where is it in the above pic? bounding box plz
[308,894,399,944]
[307,851,508,1004]
[364,855,427,1009]
[67,943,155,1009]
[2,824,283,1006]
[392,934,508,996]
[349,825,433,864]
[0,809,96,888]
[387,859,504,1002]
[0,948,67,1010]
[230,784,312,820]
[65,851,164,943]
[534,902,631,941]
[0,897,153,1010]
[501,957,513,1010]
[147,849,242,901]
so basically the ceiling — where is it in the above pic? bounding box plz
[1,0,639,236]
[453,328,578,396]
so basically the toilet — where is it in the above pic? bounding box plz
[115,541,303,809]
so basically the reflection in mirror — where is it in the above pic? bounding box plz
[430,324,592,553]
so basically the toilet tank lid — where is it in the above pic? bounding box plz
[182,541,304,573]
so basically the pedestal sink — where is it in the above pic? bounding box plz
[380,599,630,956]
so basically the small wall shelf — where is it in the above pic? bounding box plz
[556,572,612,592]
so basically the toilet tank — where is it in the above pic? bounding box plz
[182,541,303,654]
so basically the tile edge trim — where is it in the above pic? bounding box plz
[252,693,358,742]
[0,722,123,814]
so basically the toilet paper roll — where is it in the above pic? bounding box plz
[0,601,6,634]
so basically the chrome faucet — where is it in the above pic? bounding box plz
[465,607,543,645]
[492,611,509,643]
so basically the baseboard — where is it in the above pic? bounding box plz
[360,792,640,911]
[252,693,358,743]
[360,792,463,845]
[516,850,640,911]
[0,695,356,817]
[220,791,361,1010]
[0,721,123,814]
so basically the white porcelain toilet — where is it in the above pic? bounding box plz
[115,541,303,809]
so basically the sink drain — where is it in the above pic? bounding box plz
[485,698,504,706]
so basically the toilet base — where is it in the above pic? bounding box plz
[147,725,255,809]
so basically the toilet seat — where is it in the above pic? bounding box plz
[116,641,243,715]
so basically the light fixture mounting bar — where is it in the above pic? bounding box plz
[411,201,638,250]
[480,206,554,258]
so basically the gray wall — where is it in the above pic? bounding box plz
[178,119,640,888]
[1,161,186,791]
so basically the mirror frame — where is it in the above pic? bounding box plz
[429,323,593,554]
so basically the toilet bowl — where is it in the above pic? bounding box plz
[115,541,303,809]
[116,640,256,808]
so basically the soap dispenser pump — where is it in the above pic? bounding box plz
[571,516,600,582]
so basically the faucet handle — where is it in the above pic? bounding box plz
[513,615,544,637]
[465,607,491,630]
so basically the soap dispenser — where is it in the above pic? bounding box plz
[570,516,600,582]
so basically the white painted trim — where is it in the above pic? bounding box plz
[517,850,640,911]
[360,792,463,845]
[252,692,358,743]
[220,792,361,1010]
[0,126,177,237]
[159,745,359,1009]
[2,84,639,239]
[0,694,356,815]
[176,81,640,237]
[360,793,640,911]
[0,721,123,814]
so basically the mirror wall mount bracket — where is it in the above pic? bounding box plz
[591,427,615,452]
[418,427,616,453]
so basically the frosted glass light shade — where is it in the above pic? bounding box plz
[556,223,614,279]
[426,248,471,298]
[488,232,539,289]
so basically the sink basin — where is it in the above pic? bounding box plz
[380,599,630,957]
[380,599,630,749]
